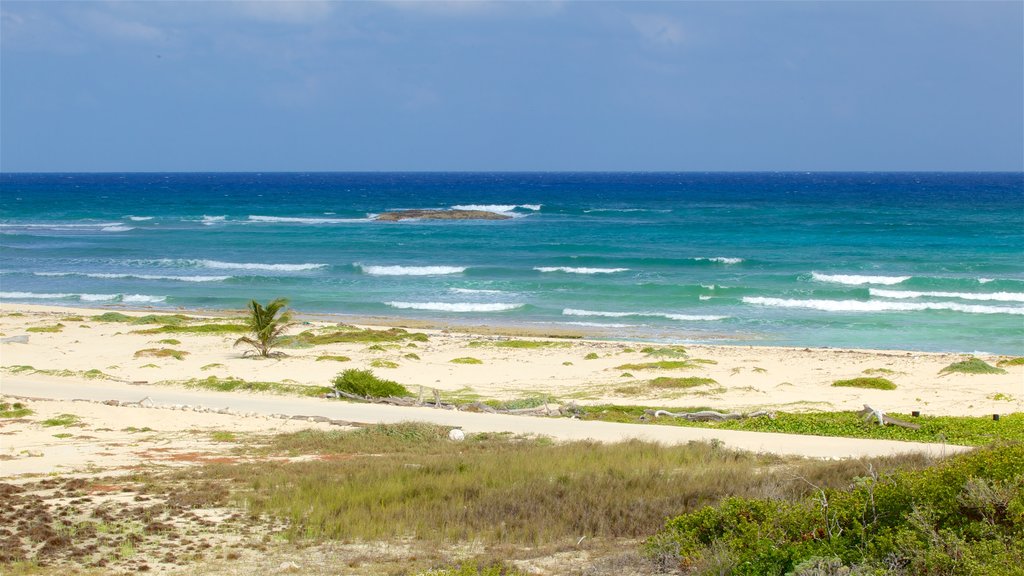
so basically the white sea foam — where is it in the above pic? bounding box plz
[449,288,507,295]
[34,272,229,283]
[534,267,629,274]
[979,278,995,284]
[563,321,634,328]
[870,289,1024,302]
[694,257,744,264]
[699,295,713,301]
[100,225,134,232]
[451,204,541,216]
[201,215,226,225]
[199,260,326,272]
[743,296,1024,315]
[562,309,727,321]
[122,294,167,303]
[811,272,910,285]
[1,291,75,299]
[2,222,124,233]
[79,293,120,302]
[126,216,154,221]
[386,302,522,312]
[248,215,371,224]
[583,208,671,213]
[359,265,466,276]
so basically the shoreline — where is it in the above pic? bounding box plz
[2,302,1021,419]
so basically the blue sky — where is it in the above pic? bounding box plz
[1,1,1021,172]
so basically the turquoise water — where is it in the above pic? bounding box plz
[1,172,1022,354]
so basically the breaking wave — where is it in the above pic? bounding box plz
[535,267,630,274]
[869,289,1024,302]
[358,265,467,276]
[811,273,910,285]
[386,302,523,312]
[743,296,1023,315]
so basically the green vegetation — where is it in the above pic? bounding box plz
[234,298,294,358]
[156,338,181,345]
[404,352,420,360]
[26,323,64,333]
[997,356,1024,367]
[578,406,1024,446]
[563,361,573,366]
[450,357,484,365]
[132,323,248,335]
[584,352,600,360]
[648,443,1024,575]
[210,431,236,442]
[41,413,82,427]
[0,402,32,418]
[179,376,330,397]
[2,365,115,380]
[615,360,701,370]
[189,423,938,548]
[284,327,428,347]
[940,358,1007,375]
[93,312,194,325]
[640,346,688,358]
[51,433,73,439]
[140,363,159,369]
[200,363,225,370]
[468,339,572,349]
[649,376,719,389]
[832,377,897,390]
[863,367,897,375]
[315,355,351,362]
[332,369,411,398]
[123,426,154,433]
[91,312,134,322]
[134,348,189,361]
[61,315,84,322]
[369,359,399,369]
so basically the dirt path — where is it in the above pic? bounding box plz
[2,375,970,459]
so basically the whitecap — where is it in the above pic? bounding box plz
[694,257,744,264]
[979,278,995,284]
[449,288,507,295]
[562,309,728,321]
[869,289,1024,302]
[201,215,227,225]
[743,296,1024,315]
[79,294,120,302]
[100,225,135,232]
[34,272,230,283]
[534,267,629,274]
[562,321,634,328]
[126,216,154,221]
[248,215,371,224]
[0,291,75,299]
[699,295,713,301]
[358,264,466,276]
[451,204,541,216]
[198,260,326,272]
[386,302,522,312]
[122,294,167,303]
[811,272,910,285]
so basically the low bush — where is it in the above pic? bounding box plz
[315,355,351,362]
[615,361,699,370]
[649,377,718,389]
[332,369,410,398]
[134,348,189,361]
[584,352,600,360]
[450,357,483,365]
[996,357,1024,367]
[0,402,32,418]
[369,359,399,369]
[940,358,1007,375]
[468,339,571,349]
[287,327,428,346]
[26,323,64,333]
[832,377,897,390]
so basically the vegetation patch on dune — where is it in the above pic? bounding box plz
[285,327,428,347]
[156,338,181,345]
[0,401,32,418]
[614,360,701,371]
[832,377,897,390]
[332,369,411,399]
[450,357,483,365]
[648,443,1024,574]
[996,356,1024,367]
[2,364,116,380]
[93,312,195,325]
[369,359,399,369]
[134,348,189,361]
[133,323,248,335]
[641,346,688,358]
[41,413,82,427]
[26,323,64,333]
[178,376,330,397]
[649,376,719,389]
[315,355,351,362]
[468,339,572,349]
[940,357,1007,375]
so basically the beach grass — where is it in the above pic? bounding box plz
[315,355,351,362]
[614,360,701,370]
[332,369,410,398]
[648,376,719,389]
[832,377,897,390]
[284,327,428,347]
[468,339,573,349]
[134,348,189,361]
[182,423,940,548]
[179,376,331,397]
[26,323,64,333]
[940,358,1007,375]
[132,323,248,335]
[640,346,688,358]
[0,402,32,418]
[450,357,484,364]
[996,356,1024,367]
[41,413,82,427]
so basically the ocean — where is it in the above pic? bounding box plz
[1,172,1022,354]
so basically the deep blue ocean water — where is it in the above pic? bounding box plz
[1,172,1022,354]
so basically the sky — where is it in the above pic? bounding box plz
[1,1,1022,172]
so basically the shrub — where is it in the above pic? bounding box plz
[315,355,351,362]
[649,377,718,389]
[26,323,64,333]
[332,369,410,398]
[369,359,399,369]
[641,346,688,358]
[940,358,1007,375]
[451,357,484,365]
[996,357,1024,367]
[832,377,897,390]
[615,361,698,370]
[584,352,600,360]
[134,348,189,361]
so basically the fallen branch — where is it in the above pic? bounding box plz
[646,409,775,421]
[859,404,921,430]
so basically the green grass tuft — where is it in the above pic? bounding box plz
[862,367,897,375]
[404,353,420,360]
[134,348,189,361]
[468,339,572,349]
[832,377,897,390]
[0,402,32,418]
[200,363,225,370]
[180,376,330,397]
[26,323,64,333]
[284,327,428,347]
[649,376,718,389]
[132,323,247,335]
[315,355,351,362]
[41,413,82,427]
[996,356,1024,367]
[641,346,688,358]
[614,360,699,370]
[369,359,399,369]
[940,358,1007,375]
[332,369,411,398]
[584,352,600,360]
[156,338,181,345]
[450,357,484,365]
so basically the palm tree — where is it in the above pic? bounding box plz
[234,298,293,358]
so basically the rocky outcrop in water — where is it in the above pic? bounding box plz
[375,210,510,221]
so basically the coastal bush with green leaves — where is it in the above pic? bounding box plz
[615,360,700,371]
[450,357,483,365]
[26,323,64,333]
[997,357,1024,367]
[649,377,718,389]
[234,298,293,358]
[332,369,410,398]
[315,355,351,362]
[0,402,32,418]
[134,348,189,361]
[940,358,1007,375]
[647,443,1024,575]
[832,377,897,390]
[285,327,428,347]
[468,339,572,349]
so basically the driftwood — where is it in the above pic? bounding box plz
[859,404,921,430]
[645,409,775,421]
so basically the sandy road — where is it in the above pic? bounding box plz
[2,375,970,459]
